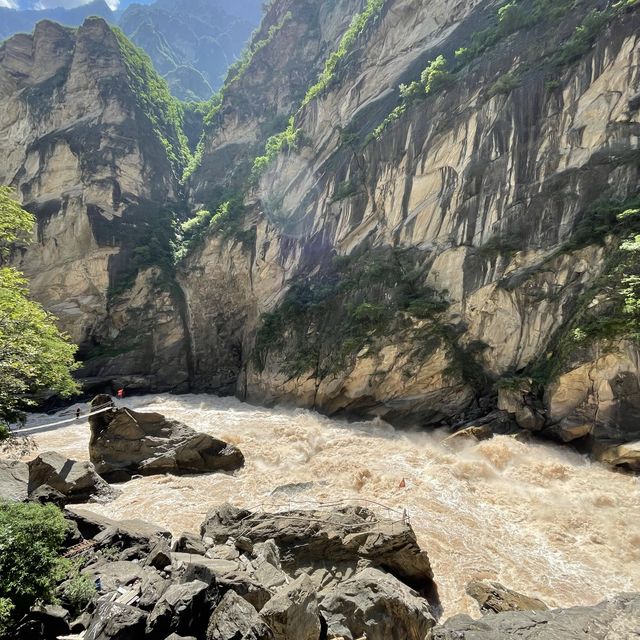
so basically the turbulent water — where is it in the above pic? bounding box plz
[22,394,640,618]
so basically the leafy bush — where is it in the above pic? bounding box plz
[62,572,96,614]
[487,71,520,97]
[553,9,612,66]
[421,55,452,95]
[251,116,301,179]
[0,502,70,628]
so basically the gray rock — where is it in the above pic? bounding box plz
[261,574,321,640]
[27,451,117,503]
[85,599,147,639]
[145,540,173,571]
[15,604,70,640]
[173,531,207,555]
[146,579,214,638]
[319,567,435,640]
[432,593,640,639]
[200,504,435,597]
[466,580,549,614]
[207,590,274,640]
[88,398,244,480]
[0,458,28,501]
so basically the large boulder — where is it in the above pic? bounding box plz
[206,590,274,640]
[319,567,435,640]
[85,600,147,640]
[88,396,244,481]
[432,593,640,639]
[200,504,435,599]
[466,580,549,614]
[0,458,28,501]
[27,452,117,504]
[260,574,321,640]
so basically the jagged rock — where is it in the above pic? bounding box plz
[88,398,244,481]
[498,387,545,432]
[85,600,147,639]
[0,459,28,501]
[319,567,435,640]
[15,604,70,640]
[28,484,67,507]
[466,580,549,614]
[145,540,173,571]
[164,635,197,640]
[173,531,207,555]
[200,504,435,596]
[206,590,274,640]
[27,451,117,504]
[594,441,640,472]
[444,426,494,449]
[431,593,640,639]
[260,574,321,640]
[146,580,214,638]
[172,553,273,611]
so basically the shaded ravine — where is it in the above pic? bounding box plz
[24,393,640,619]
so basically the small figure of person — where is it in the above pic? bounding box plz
[117,388,124,399]
[76,408,81,420]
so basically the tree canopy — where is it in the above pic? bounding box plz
[0,187,79,438]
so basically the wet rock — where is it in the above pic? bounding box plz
[319,567,435,640]
[444,426,494,449]
[432,593,640,639]
[88,398,244,481]
[260,574,321,640]
[27,451,117,503]
[85,600,147,639]
[206,590,274,640]
[146,580,214,638]
[200,504,435,596]
[594,441,640,472]
[498,387,545,432]
[466,580,549,614]
[0,458,28,501]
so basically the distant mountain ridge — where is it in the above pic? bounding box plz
[0,0,264,100]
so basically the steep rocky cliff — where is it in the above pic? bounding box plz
[181,0,640,461]
[0,17,189,392]
[2,0,640,465]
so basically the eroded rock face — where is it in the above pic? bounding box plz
[465,580,548,615]
[88,398,244,481]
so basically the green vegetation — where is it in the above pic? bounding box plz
[526,197,640,384]
[252,116,301,179]
[111,27,191,179]
[421,55,452,95]
[302,0,385,107]
[62,570,96,615]
[253,247,449,377]
[370,0,638,141]
[0,502,70,632]
[0,189,79,438]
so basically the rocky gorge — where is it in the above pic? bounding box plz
[2,0,640,468]
[1,0,640,636]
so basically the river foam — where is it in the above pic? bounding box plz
[22,393,640,617]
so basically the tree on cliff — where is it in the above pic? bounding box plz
[0,187,79,439]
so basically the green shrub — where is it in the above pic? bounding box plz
[553,9,613,66]
[251,116,300,179]
[62,572,96,614]
[421,55,452,95]
[0,502,69,628]
[302,0,385,106]
[487,71,520,97]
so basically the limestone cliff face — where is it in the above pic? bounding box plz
[0,18,188,392]
[181,0,640,451]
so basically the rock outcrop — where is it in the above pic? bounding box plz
[465,580,549,615]
[432,593,640,640]
[0,459,29,501]
[87,396,244,481]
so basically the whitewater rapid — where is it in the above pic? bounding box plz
[22,393,640,618]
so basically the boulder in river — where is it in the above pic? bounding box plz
[88,395,244,481]
[465,580,549,614]
[432,593,640,639]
